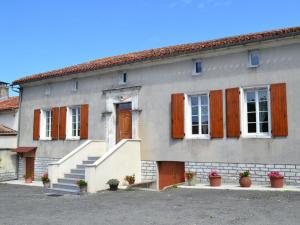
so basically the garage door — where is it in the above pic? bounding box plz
[158,161,185,190]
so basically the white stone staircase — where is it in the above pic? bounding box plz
[48,156,100,195]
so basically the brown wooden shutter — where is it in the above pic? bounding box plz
[210,90,224,138]
[80,104,89,139]
[33,109,40,140]
[51,107,59,140]
[226,88,240,138]
[271,83,288,136]
[171,93,185,139]
[59,107,67,140]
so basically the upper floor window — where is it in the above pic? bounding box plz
[72,80,79,92]
[187,94,209,138]
[242,87,270,137]
[67,106,81,139]
[248,50,260,67]
[119,72,127,84]
[193,60,202,75]
[40,109,52,140]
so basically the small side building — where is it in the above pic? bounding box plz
[0,82,19,181]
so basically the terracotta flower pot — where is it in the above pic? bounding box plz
[239,177,252,187]
[270,177,284,188]
[43,182,50,191]
[25,178,32,183]
[209,176,221,187]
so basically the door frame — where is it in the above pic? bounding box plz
[103,86,141,150]
[25,157,35,180]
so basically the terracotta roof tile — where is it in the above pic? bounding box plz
[0,96,19,111]
[13,26,300,85]
[0,124,17,135]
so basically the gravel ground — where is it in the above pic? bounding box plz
[0,184,299,225]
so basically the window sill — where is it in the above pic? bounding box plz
[39,138,52,141]
[185,135,210,140]
[192,72,202,76]
[66,137,80,141]
[241,134,271,139]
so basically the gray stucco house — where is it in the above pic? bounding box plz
[12,26,300,193]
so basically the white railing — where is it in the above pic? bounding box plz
[85,139,141,193]
[48,140,106,185]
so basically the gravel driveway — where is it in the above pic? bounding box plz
[0,184,299,225]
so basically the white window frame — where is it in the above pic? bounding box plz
[240,85,271,138]
[192,59,203,76]
[185,93,210,139]
[66,106,81,140]
[39,109,52,140]
[248,50,260,68]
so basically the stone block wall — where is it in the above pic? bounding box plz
[18,156,59,180]
[141,160,300,185]
[141,161,157,181]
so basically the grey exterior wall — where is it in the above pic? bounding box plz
[0,150,17,181]
[18,38,300,167]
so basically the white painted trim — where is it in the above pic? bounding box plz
[104,87,140,150]
[66,106,80,139]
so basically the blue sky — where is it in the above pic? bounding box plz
[1,0,299,87]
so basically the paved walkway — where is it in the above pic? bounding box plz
[179,183,300,192]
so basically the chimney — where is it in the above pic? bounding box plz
[0,82,9,100]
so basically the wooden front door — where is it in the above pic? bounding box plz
[116,102,132,143]
[25,157,35,180]
[158,161,185,190]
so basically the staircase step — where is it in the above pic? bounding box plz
[47,188,80,195]
[76,164,86,169]
[53,183,79,191]
[88,156,100,161]
[70,169,85,174]
[82,160,96,165]
[58,178,78,185]
[65,173,85,179]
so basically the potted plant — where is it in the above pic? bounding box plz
[124,174,135,185]
[239,170,252,187]
[268,171,284,188]
[185,171,197,186]
[107,179,120,191]
[208,170,221,187]
[41,173,50,190]
[76,180,88,193]
[23,174,33,183]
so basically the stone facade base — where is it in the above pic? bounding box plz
[18,156,59,180]
[0,171,17,182]
[142,160,300,185]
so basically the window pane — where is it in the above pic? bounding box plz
[201,125,208,134]
[200,95,208,105]
[191,96,198,106]
[259,112,268,122]
[195,62,202,73]
[201,106,208,115]
[247,102,256,112]
[201,115,208,125]
[258,90,267,101]
[192,116,199,125]
[192,126,199,134]
[260,122,268,132]
[248,123,256,133]
[192,107,198,115]
[247,91,255,102]
[250,52,259,66]
[247,112,256,122]
[259,101,268,111]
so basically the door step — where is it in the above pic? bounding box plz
[47,188,79,195]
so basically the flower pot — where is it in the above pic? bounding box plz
[269,177,284,188]
[209,176,221,187]
[25,178,32,183]
[109,184,118,191]
[187,176,197,186]
[239,177,252,187]
[43,182,50,191]
[79,185,87,193]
